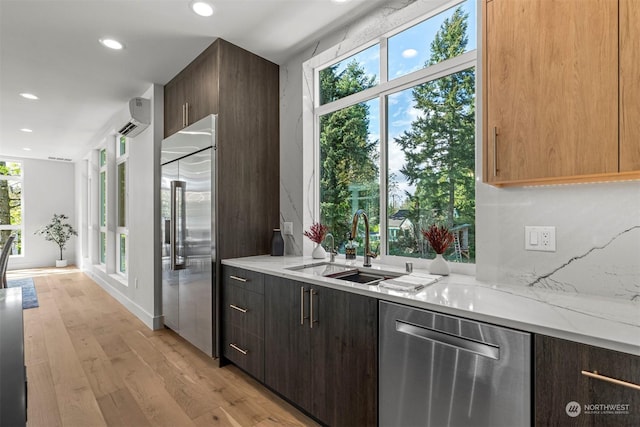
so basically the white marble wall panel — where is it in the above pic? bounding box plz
[476,181,640,301]
[280,0,640,301]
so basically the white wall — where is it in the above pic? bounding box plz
[7,157,76,270]
[280,0,640,301]
[77,84,163,329]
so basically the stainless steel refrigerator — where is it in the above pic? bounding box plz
[161,115,216,357]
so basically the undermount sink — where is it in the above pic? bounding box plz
[286,262,405,286]
[323,268,405,286]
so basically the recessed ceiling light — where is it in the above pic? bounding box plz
[332,0,350,3]
[20,128,33,133]
[190,1,214,16]
[20,93,39,100]
[23,147,32,151]
[99,38,124,50]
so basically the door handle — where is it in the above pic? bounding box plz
[581,370,640,391]
[395,320,500,360]
[229,304,247,313]
[229,343,247,355]
[492,126,498,177]
[300,287,309,325]
[170,180,186,270]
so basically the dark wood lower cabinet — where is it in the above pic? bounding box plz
[221,267,265,381]
[265,275,378,426]
[535,335,640,427]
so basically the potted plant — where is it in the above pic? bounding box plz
[35,213,78,267]
[421,224,454,275]
[304,222,329,259]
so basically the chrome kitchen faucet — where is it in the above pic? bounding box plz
[350,209,377,267]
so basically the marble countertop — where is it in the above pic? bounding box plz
[222,255,640,356]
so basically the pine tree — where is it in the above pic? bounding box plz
[394,7,476,258]
[319,61,378,247]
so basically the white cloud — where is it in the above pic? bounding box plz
[402,48,418,58]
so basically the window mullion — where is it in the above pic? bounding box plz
[380,37,389,84]
[316,50,476,118]
[379,93,388,258]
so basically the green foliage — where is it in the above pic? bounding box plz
[320,61,379,249]
[0,161,22,254]
[394,7,476,260]
[34,213,78,260]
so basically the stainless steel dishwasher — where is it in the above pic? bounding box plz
[379,301,531,427]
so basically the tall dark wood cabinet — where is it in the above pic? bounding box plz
[164,38,279,358]
[264,275,378,426]
[535,335,640,427]
[165,38,279,260]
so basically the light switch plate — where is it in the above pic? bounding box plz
[525,226,556,252]
[283,222,293,235]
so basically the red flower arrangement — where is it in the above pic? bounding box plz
[421,224,454,254]
[304,222,329,244]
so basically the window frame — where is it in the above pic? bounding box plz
[0,159,24,257]
[116,135,128,277]
[99,147,107,266]
[312,0,477,266]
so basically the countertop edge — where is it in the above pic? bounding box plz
[222,256,640,357]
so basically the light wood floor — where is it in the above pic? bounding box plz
[18,270,319,427]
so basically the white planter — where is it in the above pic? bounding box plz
[56,259,68,268]
[428,254,449,275]
[311,243,327,259]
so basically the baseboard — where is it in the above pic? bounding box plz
[84,268,162,330]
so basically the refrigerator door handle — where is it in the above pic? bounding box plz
[170,180,187,270]
[395,320,500,360]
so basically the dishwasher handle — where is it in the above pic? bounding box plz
[396,320,500,360]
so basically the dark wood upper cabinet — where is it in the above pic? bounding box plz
[535,334,640,427]
[164,41,219,138]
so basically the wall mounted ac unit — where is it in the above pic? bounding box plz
[118,97,151,137]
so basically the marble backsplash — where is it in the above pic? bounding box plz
[278,0,640,302]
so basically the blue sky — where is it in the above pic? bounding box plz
[327,0,477,208]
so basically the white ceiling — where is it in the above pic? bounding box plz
[0,0,388,162]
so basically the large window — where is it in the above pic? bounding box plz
[317,0,476,263]
[116,135,128,275]
[99,148,107,265]
[0,160,23,255]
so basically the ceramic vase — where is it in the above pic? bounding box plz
[56,259,67,268]
[429,253,449,275]
[312,243,326,259]
[270,228,284,256]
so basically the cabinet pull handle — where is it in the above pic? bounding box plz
[581,370,640,391]
[182,104,186,128]
[492,126,498,177]
[229,275,247,282]
[229,343,248,355]
[229,304,247,313]
[300,287,309,325]
[310,289,318,328]
[185,102,189,126]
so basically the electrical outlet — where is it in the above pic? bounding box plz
[283,222,293,235]
[525,226,556,252]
